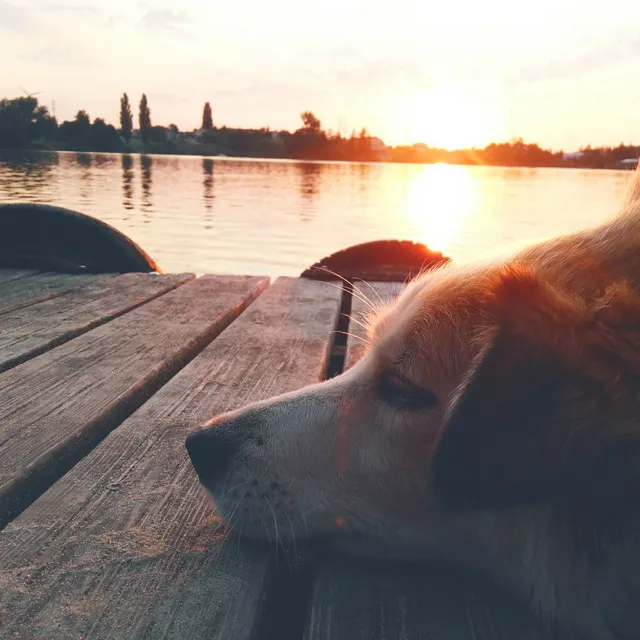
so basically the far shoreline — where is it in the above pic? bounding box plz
[2,97,638,172]
[2,147,637,173]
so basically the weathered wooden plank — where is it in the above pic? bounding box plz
[0,274,269,528]
[0,272,194,372]
[305,556,561,640]
[0,277,342,640]
[0,268,41,284]
[344,281,404,369]
[0,272,109,316]
[306,280,562,640]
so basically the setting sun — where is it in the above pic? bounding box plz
[396,83,508,150]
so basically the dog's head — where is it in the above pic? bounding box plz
[186,259,640,554]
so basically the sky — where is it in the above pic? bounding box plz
[2,0,640,151]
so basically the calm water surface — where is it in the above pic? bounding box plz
[0,151,634,277]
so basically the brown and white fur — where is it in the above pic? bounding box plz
[186,169,640,639]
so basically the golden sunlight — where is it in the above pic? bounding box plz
[404,164,476,254]
[399,83,506,150]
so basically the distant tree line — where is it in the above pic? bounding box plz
[0,96,124,152]
[387,140,640,169]
[0,93,637,169]
[0,94,178,153]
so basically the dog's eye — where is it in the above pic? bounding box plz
[379,373,437,410]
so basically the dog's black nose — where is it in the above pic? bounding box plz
[185,425,238,490]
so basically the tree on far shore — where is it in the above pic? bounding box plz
[301,111,322,134]
[139,94,151,143]
[119,93,133,142]
[74,110,91,140]
[202,102,213,130]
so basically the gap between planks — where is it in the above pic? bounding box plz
[0,276,343,640]
[303,281,564,640]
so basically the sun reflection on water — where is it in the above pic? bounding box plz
[403,163,477,255]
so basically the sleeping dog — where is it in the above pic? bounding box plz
[187,169,640,639]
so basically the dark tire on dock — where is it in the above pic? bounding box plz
[0,203,160,274]
[300,239,450,282]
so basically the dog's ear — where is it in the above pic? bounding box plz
[432,267,640,512]
[432,322,566,509]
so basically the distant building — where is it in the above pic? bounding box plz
[562,151,584,160]
[166,125,179,142]
[618,157,639,170]
[182,134,199,146]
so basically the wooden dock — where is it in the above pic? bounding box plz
[0,269,564,639]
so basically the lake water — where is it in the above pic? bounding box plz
[0,151,635,277]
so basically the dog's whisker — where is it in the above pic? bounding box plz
[211,513,231,538]
[221,480,249,500]
[309,267,378,313]
[264,496,291,569]
[224,502,240,526]
[350,290,378,314]
[317,279,349,298]
[235,524,243,554]
[214,507,238,547]
[307,266,353,288]
[283,511,300,576]
[333,330,370,344]
[225,509,242,555]
[341,284,378,315]
[343,313,371,333]
[207,517,233,563]
[264,497,280,543]
[296,506,310,540]
[261,517,278,561]
[268,502,295,577]
[350,287,378,313]
[357,279,385,308]
[311,276,374,311]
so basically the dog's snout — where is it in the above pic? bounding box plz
[185,423,242,490]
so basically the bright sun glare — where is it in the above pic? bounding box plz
[398,83,506,150]
[404,163,476,255]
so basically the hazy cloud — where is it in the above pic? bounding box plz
[215,79,309,101]
[104,13,124,28]
[0,0,36,32]
[149,92,190,104]
[21,44,97,67]
[140,9,190,35]
[508,36,640,86]
[297,49,434,99]
[43,2,101,13]
[334,59,430,92]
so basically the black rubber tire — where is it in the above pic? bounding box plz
[0,203,160,274]
[300,239,449,282]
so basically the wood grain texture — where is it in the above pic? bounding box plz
[0,275,269,528]
[306,280,564,640]
[0,277,342,640]
[305,556,562,640]
[0,268,41,284]
[0,272,109,316]
[344,281,404,369]
[0,272,194,372]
